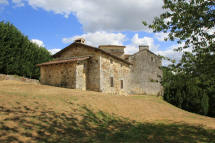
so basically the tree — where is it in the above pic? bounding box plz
[144,0,215,117]
[0,21,52,79]
[146,0,215,53]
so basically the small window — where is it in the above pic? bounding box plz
[110,59,113,64]
[121,80,123,89]
[110,77,114,87]
[120,63,122,67]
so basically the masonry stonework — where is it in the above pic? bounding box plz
[40,63,77,88]
[99,45,125,57]
[128,49,163,95]
[38,39,163,95]
[54,45,101,91]
[100,54,130,95]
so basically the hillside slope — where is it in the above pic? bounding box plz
[0,80,215,143]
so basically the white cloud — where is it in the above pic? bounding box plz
[48,48,61,55]
[0,0,8,5]
[64,31,184,66]
[156,42,193,66]
[12,0,24,7]
[63,31,126,47]
[125,34,185,66]
[63,32,158,55]
[31,39,45,47]
[157,45,182,66]
[24,0,163,32]
[125,34,159,54]
[155,32,169,42]
[207,27,215,35]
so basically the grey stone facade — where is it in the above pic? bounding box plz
[38,39,162,95]
[128,46,163,95]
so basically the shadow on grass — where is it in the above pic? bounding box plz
[0,105,215,143]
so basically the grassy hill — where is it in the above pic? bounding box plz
[0,80,215,143]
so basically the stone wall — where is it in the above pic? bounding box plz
[40,63,77,88]
[98,45,125,57]
[53,44,131,94]
[55,45,101,91]
[76,61,87,90]
[100,54,130,95]
[39,42,163,95]
[128,50,163,95]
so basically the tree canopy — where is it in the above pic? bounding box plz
[145,0,215,117]
[0,21,52,79]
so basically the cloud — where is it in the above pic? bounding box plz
[48,48,61,55]
[125,34,159,54]
[155,32,169,42]
[63,32,158,55]
[207,27,215,35]
[157,45,182,66]
[31,39,61,55]
[156,42,193,66]
[125,34,185,66]
[12,0,24,7]
[63,31,126,47]
[24,0,163,32]
[31,39,45,47]
[63,31,184,66]
[0,0,8,5]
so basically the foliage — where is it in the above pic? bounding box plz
[0,21,52,79]
[162,67,210,116]
[145,0,215,117]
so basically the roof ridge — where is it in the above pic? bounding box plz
[53,42,132,65]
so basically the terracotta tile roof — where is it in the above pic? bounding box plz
[53,42,132,65]
[37,56,90,67]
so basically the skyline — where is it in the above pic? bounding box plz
[0,0,182,65]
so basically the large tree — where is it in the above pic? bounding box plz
[144,0,215,116]
[0,21,52,79]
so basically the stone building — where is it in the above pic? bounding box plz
[37,38,162,95]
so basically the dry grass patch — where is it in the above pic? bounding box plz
[0,80,215,143]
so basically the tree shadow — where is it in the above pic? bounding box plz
[0,104,214,143]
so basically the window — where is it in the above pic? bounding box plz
[110,77,114,87]
[120,63,122,67]
[121,80,123,89]
[110,59,113,64]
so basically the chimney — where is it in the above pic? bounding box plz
[139,45,149,51]
[74,38,85,44]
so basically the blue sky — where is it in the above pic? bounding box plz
[0,0,181,64]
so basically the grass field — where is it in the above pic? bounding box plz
[0,80,215,143]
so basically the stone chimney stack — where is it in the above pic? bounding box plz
[139,45,149,51]
[74,38,85,44]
